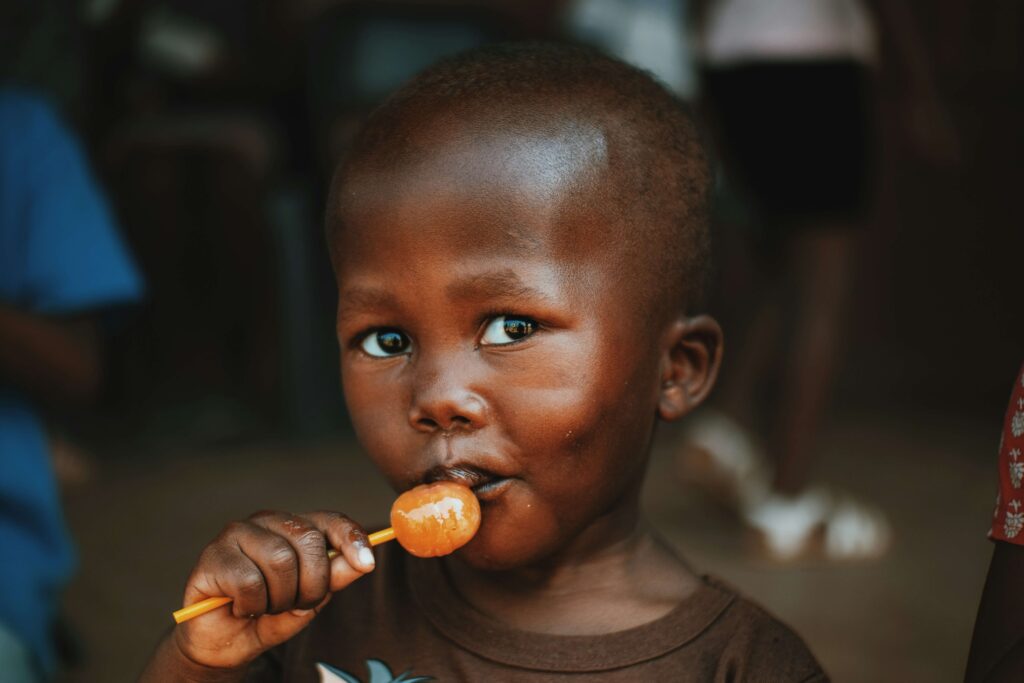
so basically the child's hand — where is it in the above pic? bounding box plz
[173,510,376,671]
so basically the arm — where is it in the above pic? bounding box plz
[966,542,1024,682]
[0,303,101,407]
[966,362,1024,682]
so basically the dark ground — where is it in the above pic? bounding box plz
[58,407,997,682]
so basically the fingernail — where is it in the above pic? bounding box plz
[358,547,375,569]
[290,608,313,617]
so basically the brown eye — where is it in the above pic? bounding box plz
[481,316,536,345]
[361,329,411,357]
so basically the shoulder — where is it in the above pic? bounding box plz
[0,88,71,192]
[0,87,89,205]
[704,577,829,682]
[0,88,69,151]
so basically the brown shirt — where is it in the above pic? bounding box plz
[247,543,827,682]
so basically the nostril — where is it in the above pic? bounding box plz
[409,395,484,433]
[414,414,471,433]
[417,417,439,431]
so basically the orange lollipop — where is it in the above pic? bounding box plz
[390,481,481,557]
[172,481,480,623]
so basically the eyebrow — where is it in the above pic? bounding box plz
[337,287,400,322]
[445,269,551,303]
[338,269,551,323]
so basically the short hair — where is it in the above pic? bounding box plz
[328,41,711,316]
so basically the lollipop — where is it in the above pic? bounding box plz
[172,481,480,624]
[390,481,481,557]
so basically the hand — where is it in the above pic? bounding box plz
[173,510,376,671]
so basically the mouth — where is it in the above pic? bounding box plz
[422,464,515,502]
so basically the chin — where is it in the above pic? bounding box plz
[453,539,522,572]
[452,526,560,572]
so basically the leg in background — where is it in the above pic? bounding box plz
[771,226,856,495]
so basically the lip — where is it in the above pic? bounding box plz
[422,463,516,502]
[469,476,514,502]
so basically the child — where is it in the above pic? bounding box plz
[141,43,826,682]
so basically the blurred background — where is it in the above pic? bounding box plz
[0,0,1021,680]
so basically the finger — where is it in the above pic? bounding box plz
[232,520,299,615]
[303,511,376,589]
[289,590,333,618]
[188,539,269,619]
[254,593,333,651]
[304,511,375,572]
[250,512,331,610]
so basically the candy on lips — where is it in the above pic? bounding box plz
[391,481,481,557]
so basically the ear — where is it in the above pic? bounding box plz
[657,315,723,421]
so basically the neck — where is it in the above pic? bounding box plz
[443,503,699,635]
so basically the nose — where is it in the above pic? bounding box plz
[408,358,487,434]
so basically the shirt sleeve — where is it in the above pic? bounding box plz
[17,94,143,315]
[989,363,1024,543]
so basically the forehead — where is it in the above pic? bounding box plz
[333,110,616,268]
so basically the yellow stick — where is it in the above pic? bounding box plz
[367,527,395,545]
[172,527,396,624]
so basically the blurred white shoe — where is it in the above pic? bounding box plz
[743,488,830,560]
[743,488,892,562]
[823,496,892,560]
[678,410,892,562]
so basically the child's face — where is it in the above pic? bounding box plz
[333,122,675,569]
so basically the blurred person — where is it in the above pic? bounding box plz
[563,0,697,100]
[0,0,85,112]
[140,43,826,682]
[674,0,891,562]
[966,363,1024,683]
[0,88,142,680]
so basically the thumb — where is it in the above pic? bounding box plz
[255,593,332,648]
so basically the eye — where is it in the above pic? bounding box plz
[360,329,411,357]
[480,316,537,346]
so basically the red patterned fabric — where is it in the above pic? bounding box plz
[990,363,1024,543]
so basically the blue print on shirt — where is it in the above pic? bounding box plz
[317,659,434,683]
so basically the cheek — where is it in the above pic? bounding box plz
[342,365,412,484]
[512,385,607,456]
[502,335,658,478]
[465,368,655,569]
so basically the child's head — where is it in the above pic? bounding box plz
[326,43,722,570]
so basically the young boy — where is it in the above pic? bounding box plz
[142,43,826,682]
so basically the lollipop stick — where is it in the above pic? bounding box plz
[367,527,395,545]
[171,527,396,624]
[171,596,233,624]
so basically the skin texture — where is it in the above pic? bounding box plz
[141,66,720,681]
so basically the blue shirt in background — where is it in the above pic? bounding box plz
[0,88,143,677]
